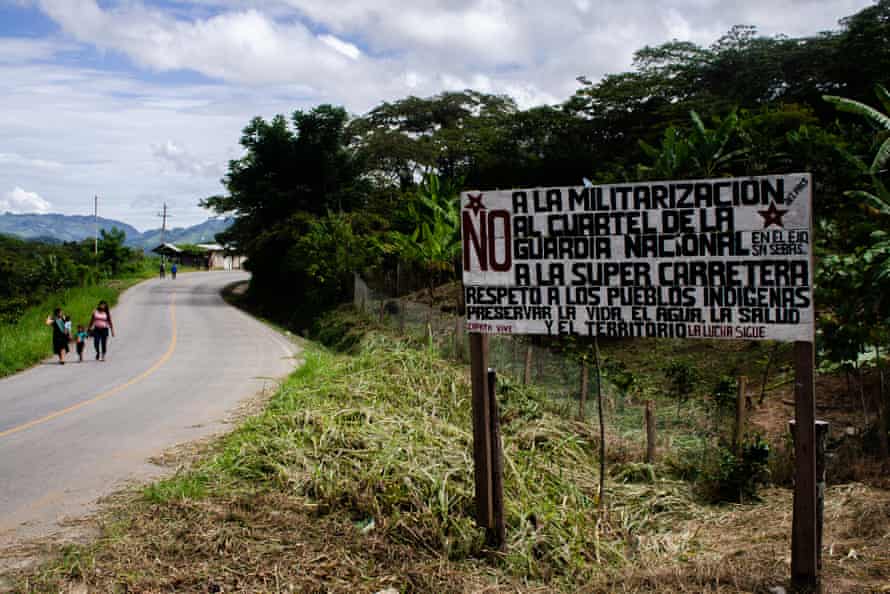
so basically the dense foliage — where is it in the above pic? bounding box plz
[202,1,890,374]
[0,231,144,323]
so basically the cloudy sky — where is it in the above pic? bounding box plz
[0,0,874,230]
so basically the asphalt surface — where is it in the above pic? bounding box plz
[0,272,299,546]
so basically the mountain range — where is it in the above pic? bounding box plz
[0,212,232,251]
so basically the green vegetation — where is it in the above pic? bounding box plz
[0,233,157,377]
[13,310,890,592]
[199,2,889,418]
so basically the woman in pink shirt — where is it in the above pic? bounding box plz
[89,300,115,361]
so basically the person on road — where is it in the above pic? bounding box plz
[75,325,88,362]
[45,308,68,365]
[89,300,115,361]
[171,262,177,280]
[159,261,166,279]
[63,315,72,355]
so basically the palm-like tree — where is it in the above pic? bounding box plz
[824,85,890,215]
[379,173,461,311]
[638,109,745,180]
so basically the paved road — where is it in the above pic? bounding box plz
[0,272,298,546]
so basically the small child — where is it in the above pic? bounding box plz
[75,325,88,362]
[64,315,72,354]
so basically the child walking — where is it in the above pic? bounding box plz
[75,325,88,362]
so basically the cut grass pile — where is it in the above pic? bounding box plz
[10,313,890,593]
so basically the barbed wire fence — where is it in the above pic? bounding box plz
[353,269,628,420]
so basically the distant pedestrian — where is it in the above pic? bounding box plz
[45,308,68,365]
[89,300,115,361]
[75,325,88,362]
[171,262,177,280]
[159,261,166,279]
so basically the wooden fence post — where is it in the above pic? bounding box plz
[454,317,465,362]
[792,341,819,591]
[523,342,533,385]
[579,359,589,420]
[815,420,829,573]
[645,399,656,464]
[734,376,748,455]
[469,334,493,531]
[487,369,505,549]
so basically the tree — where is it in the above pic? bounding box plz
[637,109,744,179]
[201,105,368,313]
[377,173,461,311]
[98,227,128,276]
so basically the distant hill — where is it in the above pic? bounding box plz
[0,212,232,250]
[136,218,233,250]
[0,213,142,244]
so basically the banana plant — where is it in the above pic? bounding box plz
[637,109,745,179]
[688,109,747,177]
[824,85,890,216]
[637,127,692,180]
[824,85,890,175]
[377,173,461,310]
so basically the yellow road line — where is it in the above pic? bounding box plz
[0,292,178,440]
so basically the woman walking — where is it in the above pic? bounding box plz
[89,300,115,361]
[45,308,69,365]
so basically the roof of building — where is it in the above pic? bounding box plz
[151,243,182,254]
[196,243,226,251]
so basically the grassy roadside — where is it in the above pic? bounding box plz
[0,262,200,378]
[9,308,890,593]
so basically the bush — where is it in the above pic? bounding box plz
[710,375,737,412]
[696,435,771,503]
[663,358,701,416]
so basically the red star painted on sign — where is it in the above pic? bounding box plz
[758,202,789,229]
[466,193,486,215]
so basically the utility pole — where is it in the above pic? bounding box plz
[93,195,98,256]
[156,203,172,245]
[156,203,172,265]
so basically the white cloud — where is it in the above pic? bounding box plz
[0,152,63,170]
[0,0,876,229]
[318,34,361,60]
[0,38,74,63]
[1,187,52,213]
[151,140,223,178]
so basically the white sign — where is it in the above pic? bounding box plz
[461,174,813,341]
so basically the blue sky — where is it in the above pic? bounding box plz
[0,0,875,230]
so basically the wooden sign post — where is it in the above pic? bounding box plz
[469,333,492,530]
[468,333,505,548]
[792,343,818,590]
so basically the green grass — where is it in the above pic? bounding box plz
[0,264,156,377]
[142,471,209,504]
[15,309,890,592]
[144,322,702,585]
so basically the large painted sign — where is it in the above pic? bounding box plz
[461,174,813,341]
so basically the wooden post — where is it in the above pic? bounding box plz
[454,317,465,362]
[815,420,829,573]
[487,369,506,549]
[523,343,533,385]
[469,334,493,530]
[734,376,747,455]
[579,359,589,420]
[645,399,656,464]
[792,341,818,590]
[876,346,888,460]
